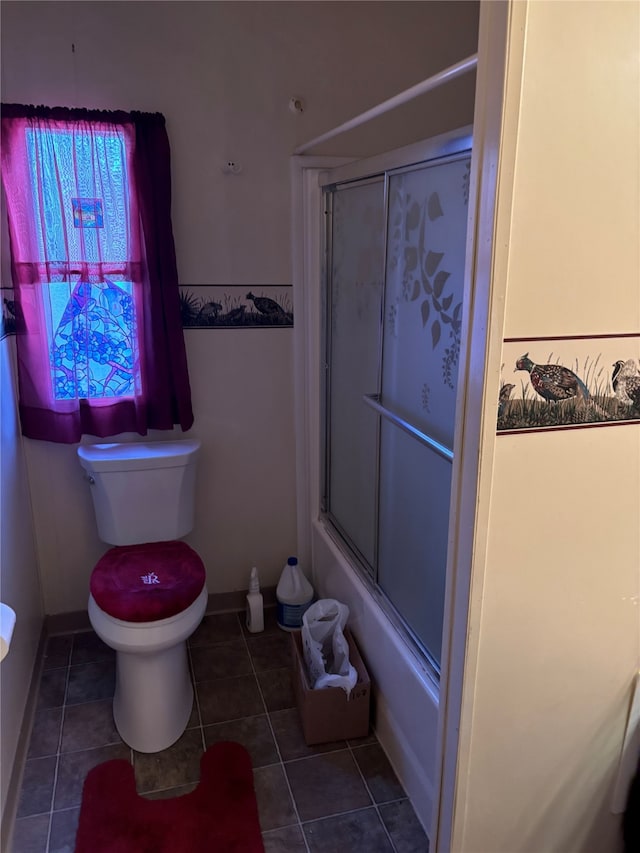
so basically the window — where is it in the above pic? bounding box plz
[24,124,139,402]
[1,104,193,443]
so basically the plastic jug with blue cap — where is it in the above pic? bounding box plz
[276,556,314,631]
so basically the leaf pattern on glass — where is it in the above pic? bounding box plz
[403,279,420,302]
[433,270,450,297]
[425,251,444,277]
[443,339,461,389]
[388,302,398,337]
[431,320,441,348]
[428,192,444,220]
[421,382,432,413]
[404,246,418,272]
[406,201,421,231]
[386,162,468,392]
[462,162,471,205]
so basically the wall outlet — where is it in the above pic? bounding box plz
[222,161,242,175]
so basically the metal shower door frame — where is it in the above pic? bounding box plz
[319,128,473,674]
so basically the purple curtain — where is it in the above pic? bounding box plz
[0,103,193,442]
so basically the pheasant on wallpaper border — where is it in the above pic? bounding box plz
[4,297,18,319]
[515,352,610,421]
[515,353,590,403]
[195,300,222,325]
[498,383,515,418]
[246,292,287,319]
[224,305,246,325]
[611,359,640,410]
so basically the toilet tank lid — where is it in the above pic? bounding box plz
[77,440,200,472]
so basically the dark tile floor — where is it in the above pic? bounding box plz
[11,608,429,852]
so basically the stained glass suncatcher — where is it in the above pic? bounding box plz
[50,279,138,400]
[72,198,104,228]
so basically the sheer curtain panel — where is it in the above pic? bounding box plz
[0,104,193,443]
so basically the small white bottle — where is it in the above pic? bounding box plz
[246,567,264,633]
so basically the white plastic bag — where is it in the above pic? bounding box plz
[301,599,358,696]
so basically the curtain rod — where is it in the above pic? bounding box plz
[293,53,478,155]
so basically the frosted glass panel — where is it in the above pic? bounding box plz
[327,179,385,568]
[383,156,471,448]
[323,139,471,669]
[377,421,452,662]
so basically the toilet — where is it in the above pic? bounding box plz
[77,440,207,753]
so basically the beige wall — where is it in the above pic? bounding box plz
[454,2,639,851]
[0,337,44,825]
[0,0,478,613]
[1,168,44,830]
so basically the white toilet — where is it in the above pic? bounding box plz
[77,440,207,753]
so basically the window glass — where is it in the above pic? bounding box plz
[26,128,131,265]
[24,126,138,400]
[49,279,137,400]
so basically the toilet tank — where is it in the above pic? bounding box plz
[77,440,200,546]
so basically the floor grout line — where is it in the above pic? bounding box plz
[14,617,420,853]
[42,636,73,853]
[298,800,391,825]
[346,739,399,852]
[237,613,312,852]
[186,641,207,755]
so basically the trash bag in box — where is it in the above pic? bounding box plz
[301,599,357,696]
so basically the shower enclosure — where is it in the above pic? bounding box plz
[321,129,472,670]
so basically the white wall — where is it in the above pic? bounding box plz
[452,2,639,851]
[0,1,479,614]
[0,336,44,826]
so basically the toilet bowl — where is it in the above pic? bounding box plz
[77,440,206,753]
[89,587,207,753]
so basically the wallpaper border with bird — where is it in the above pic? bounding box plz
[498,334,640,434]
[1,286,19,340]
[0,284,295,340]
[179,285,293,329]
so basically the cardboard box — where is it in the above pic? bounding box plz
[291,627,371,745]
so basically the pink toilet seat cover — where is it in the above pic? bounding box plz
[91,541,206,623]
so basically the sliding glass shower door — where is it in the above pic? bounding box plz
[323,134,471,668]
[325,177,384,572]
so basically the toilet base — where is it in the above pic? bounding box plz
[113,642,194,753]
[88,587,207,753]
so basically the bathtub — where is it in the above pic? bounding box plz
[311,518,440,836]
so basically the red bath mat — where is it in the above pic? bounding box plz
[75,742,265,852]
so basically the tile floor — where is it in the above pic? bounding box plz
[11,608,429,852]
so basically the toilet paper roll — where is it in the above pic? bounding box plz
[0,603,16,662]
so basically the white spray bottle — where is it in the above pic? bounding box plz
[246,566,264,633]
